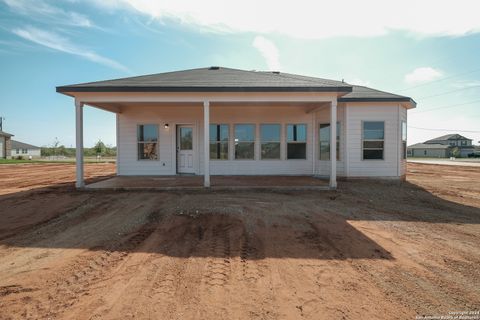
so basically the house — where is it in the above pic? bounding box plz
[11,140,41,158]
[56,67,416,189]
[407,134,475,158]
[0,131,13,159]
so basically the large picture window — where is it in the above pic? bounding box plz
[363,121,384,160]
[401,121,407,159]
[260,124,281,159]
[319,122,340,160]
[235,124,255,159]
[287,124,307,159]
[210,124,229,160]
[137,124,158,160]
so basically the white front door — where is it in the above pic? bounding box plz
[177,125,195,173]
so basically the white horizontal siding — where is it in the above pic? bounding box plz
[117,102,407,178]
[315,105,345,176]
[399,105,407,176]
[117,104,324,176]
[0,137,4,158]
[117,105,202,175]
[209,105,315,175]
[345,103,404,177]
[11,148,41,157]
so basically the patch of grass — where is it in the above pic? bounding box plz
[0,159,68,164]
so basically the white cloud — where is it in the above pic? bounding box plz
[2,0,93,28]
[85,0,480,39]
[452,80,480,88]
[12,26,129,72]
[252,36,280,71]
[404,67,443,85]
[346,77,371,87]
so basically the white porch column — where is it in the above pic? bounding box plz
[203,101,210,187]
[75,99,84,188]
[329,100,337,188]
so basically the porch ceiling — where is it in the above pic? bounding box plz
[87,101,332,114]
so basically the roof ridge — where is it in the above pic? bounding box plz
[271,72,349,87]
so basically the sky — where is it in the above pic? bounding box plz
[0,0,480,147]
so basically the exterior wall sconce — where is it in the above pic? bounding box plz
[164,123,169,129]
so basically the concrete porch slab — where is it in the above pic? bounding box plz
[85,175,332,191]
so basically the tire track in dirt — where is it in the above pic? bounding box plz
[240,230,263,282]
[146,220,205,319]
[4,209,160,320]
[203,224,232,288]
[39,227,156,319]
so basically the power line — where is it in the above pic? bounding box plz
[397,67,480,92]
[410,98,480,114]
[416,85,480,101]
[408,126,480,133]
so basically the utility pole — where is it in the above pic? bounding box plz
[0,116,4,131]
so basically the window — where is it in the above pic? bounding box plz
[287,124,307,159]
[179,127,193,150]
[22,149,28,154]
[235,124,255,159]
[210,124,229,160]
[16,149,19,154]
[260,124,281,159]
[363,121,384,160]
[401,121,407,159]
[461,140,467,146]
[137,124,158,160]
[319,122,340,160]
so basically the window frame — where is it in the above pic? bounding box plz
[319,122,341,161]
[234,123,256,160]
[209,124,229,160]
[286,123,307,160]
[137,124,159,161]
[362,120,385,161]
[260,123,281,160]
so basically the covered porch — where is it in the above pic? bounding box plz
[85,175,331,191]
[71,92,340,190]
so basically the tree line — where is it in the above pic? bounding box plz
[41,139,116,157]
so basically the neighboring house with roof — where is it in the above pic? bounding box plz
[407,134,475,158]
[57,66,416,189]
[0,131,14,159]
[11,140,41,158]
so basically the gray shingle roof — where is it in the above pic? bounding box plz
[11,140,40,150]
[0,131,14,138]
[338,85,416,104]
[407,143,451,149]
[57,67,351,93]
[426,134,471,142]
[56,67,414,104]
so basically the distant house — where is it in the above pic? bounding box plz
[408,134,475,158]
[0,131,14,159]
[11,140,41,158]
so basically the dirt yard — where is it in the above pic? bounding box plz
[0,163,478,319]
